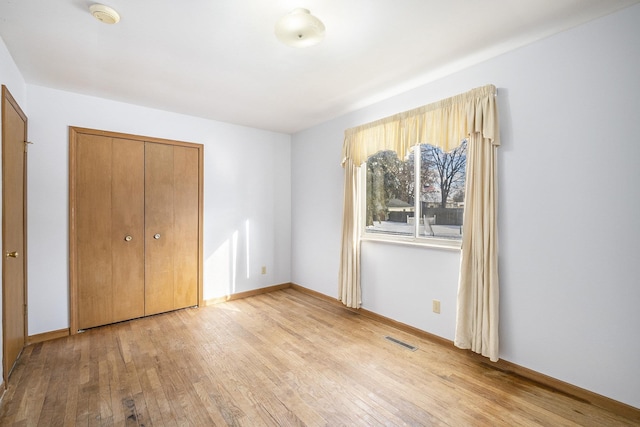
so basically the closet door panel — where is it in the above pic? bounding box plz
[76,134,113,329]
[111,138,145,322]
[76,136,145,329]
[144,143,176,315]
[173,146,199,309]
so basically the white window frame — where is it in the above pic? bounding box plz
[359,145,462,250]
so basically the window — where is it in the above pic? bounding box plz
[363,140,467,245]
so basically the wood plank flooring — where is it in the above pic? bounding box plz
[0,288,636,426]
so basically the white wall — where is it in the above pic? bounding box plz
[291,5,640,409]
[0,39,26,106]
[0,36,28,385]
[25,85,292,335]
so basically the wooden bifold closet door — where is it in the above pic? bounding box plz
[144,142,200,316]
[69,127,203,332]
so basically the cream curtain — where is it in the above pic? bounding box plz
[338,158,362,308]
[454,131,500,361]
[340,84,500,360]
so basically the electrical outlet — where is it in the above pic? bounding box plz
[432,299,441,314]
[261,266,267,275]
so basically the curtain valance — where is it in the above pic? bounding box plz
[342,84,499,167]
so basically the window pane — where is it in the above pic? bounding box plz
[365,150,415,236]
[419,141,466,240]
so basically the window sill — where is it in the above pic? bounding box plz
[360,234,462,251]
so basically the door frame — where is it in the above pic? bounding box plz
[69,127,204,334]
[1,85,28,386]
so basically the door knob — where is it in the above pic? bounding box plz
[5,251,19,258]
[154,233,161,240]
[124,235,133,242]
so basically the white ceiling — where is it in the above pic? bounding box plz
[1,0,638,134]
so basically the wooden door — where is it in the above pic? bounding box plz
[69,127,203,334]
[70,128,203,332]
[74,134,145,330]
[144,142,199,315]
[1,85,28,382]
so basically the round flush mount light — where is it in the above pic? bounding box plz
[89,4,120,24]
[275,8,325,48]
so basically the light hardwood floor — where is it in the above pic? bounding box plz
[0,289,637,426]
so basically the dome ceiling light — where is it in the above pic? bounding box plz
[89,4,121,24]
[275,8,325,48]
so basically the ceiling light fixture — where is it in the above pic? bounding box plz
[89,4,120,24]
[275,8,325,48]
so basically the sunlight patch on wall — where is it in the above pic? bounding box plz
[246,219,251,279]
[203,230,239,300]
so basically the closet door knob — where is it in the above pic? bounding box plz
[124,235,133,242]
[154,233,161,240]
